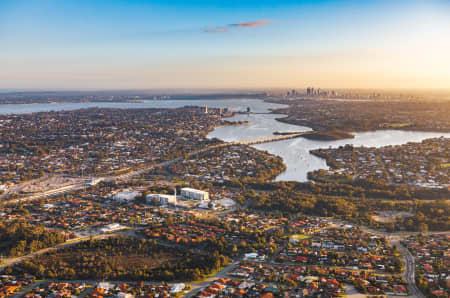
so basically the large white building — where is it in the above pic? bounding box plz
[110,190,140,203]
[198,198,235,210]
[170,283,186,294]
[146,194,177,205]
[180,188,209,201]
[100,223,126,234]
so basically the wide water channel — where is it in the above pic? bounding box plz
[1,98,449,182]
[205,101,450,182]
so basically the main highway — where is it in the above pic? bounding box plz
[1,132,308,206]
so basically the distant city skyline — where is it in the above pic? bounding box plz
[1,0,450,90]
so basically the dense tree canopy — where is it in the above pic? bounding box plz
[0,220,65,257]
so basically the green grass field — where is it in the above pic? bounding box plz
[387,123,410,128]
[290,234,311,241]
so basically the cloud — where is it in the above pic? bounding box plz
[204,20,272,33]
[230,20,271,28]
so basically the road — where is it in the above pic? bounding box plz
[0,182,89,206]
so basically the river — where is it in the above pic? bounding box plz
[1,98,449,182]
[0,99,281,115]
[207,112,450,182]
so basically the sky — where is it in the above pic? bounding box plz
[1,0,450,90]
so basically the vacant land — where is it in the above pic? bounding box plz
[11,236,229,281]
[371,211,413,223]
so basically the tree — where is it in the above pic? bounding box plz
[417,223,428,233]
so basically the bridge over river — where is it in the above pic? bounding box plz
[222,131,313,146]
